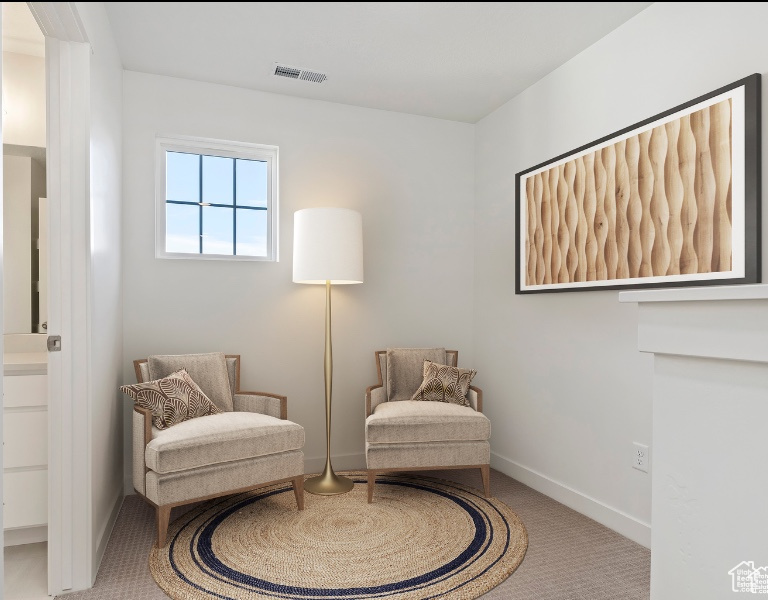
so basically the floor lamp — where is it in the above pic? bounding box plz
[293,207,363,495]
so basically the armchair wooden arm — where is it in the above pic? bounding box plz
[468,385,483,413]
[134,404,152,448]
[234,391,288,420]
[365,384,385,419]
[132,405,152,496]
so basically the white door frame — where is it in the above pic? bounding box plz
[0,4,5,592]
[28,2,92,594]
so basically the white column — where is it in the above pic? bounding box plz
[620,284,768,599]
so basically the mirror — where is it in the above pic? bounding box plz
[3,144,47,334]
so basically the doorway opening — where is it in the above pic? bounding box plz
[2,2,49,599]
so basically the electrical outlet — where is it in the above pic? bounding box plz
[632,442,649,473]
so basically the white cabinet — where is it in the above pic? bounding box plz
[4,412,47,468]
[4,374,46,407]
[4,470,47,529]
[3,368,48,538]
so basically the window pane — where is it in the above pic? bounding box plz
[166,203,199,253]
[236,159,268,208]
[202,206,234,255]
[166,152,199,203]
[236,209,267,256]
[202,155,233,205]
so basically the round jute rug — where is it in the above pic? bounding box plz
[149,471,528,600]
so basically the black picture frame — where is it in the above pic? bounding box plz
[515,73,761,294]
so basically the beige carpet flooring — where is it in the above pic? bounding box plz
[59,469,650,600]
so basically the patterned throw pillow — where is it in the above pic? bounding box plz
[121,369,220,430]
[411,360,477,406]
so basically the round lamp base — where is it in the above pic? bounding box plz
[304,471,354,496]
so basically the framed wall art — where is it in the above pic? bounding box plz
[515,73,761,294]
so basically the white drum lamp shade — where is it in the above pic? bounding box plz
[293,208,364,284]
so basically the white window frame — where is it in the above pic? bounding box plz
[155,135,279,261]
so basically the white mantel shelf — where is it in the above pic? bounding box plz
[622,284,768,600]
[619,283,768,303]
[618,284,768,364]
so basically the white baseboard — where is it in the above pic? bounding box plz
[491,451,651,548]
[304,452,366,475]
[4,525,47,546]
[92,489,124,582]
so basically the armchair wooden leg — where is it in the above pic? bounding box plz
[156,505,171,548]
[292,476,305,510]
[367,470,376,503]
[480,464,491,498]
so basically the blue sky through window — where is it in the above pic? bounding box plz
[203,156,233,205]
[236,159,268,207]
[165,151,269,256]
[166,152,199,203]
[202,206,233,254]
[166,203,198,253]
[237,209,267,256]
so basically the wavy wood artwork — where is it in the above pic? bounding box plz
[664,120,683,276]
[614,139,630,279]
[678,114,698,274]
[541,170,552,284]
[603,145,618,279]
[523,99,733,286]
[533,173,544,284]
[525,177,536,284]
[549,167,561,282]
[625,136,642,278]
[594,148,608,280]
[574,156,588,281]
[564,161,578,280]
[638,130,654,278]
[583,153,598,281]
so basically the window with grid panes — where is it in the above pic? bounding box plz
[156,136,278,261]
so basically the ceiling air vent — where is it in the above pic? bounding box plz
[273,63,327,84]
[274,64,300,79]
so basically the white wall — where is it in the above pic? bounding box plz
[474,1,768,548]
[2,52,45,148]
[121,71,475,492]
[74,1,124,580]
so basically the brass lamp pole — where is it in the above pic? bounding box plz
[293,208,363,495]
[304,280,353,494]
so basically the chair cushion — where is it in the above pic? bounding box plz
[140,356,238,405]
[366,401,490,444]
[411,360,476,406]
[121,369,220,430]
[146,412,305,474]
[149,352,233,412]
[386,348,446,402]
[146,450,304,506]
[366,440,489,470]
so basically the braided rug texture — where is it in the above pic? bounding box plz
[149,471,528,599]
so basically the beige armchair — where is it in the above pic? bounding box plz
[365,348,491,502]
[131,353,305,547]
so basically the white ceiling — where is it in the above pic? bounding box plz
[2,2,44,57]
[106,2,652,123]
